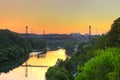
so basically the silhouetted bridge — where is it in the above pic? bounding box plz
[22,64,48,67]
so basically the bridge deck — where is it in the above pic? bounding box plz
[22,65,48,67]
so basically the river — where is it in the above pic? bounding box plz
[0,49,67,80]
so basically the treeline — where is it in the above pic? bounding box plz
[47,39,75,55]
[46,17,120,80]
[46,42,92,80]
[27,38,47,52]
[0,29,47,73]
[47,39,79,55]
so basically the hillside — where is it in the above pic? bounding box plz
[0,29,31,73]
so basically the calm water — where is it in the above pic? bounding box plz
[0,49,67,80]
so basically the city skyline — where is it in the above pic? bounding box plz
[0,0,120,34]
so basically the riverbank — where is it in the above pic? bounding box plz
[0,49,67,80]
[0,29,31,73]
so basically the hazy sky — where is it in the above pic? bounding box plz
[0,0,120,34]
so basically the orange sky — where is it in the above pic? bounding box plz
[0,0,120,34]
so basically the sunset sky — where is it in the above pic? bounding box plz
[0,0,120,34]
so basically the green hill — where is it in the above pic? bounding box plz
[0,29,31,73]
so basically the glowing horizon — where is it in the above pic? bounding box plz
[0,0,120,35]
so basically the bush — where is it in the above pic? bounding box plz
[46,67,69,80]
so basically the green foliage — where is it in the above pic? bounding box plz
[63,41,75,55]
[46,41,94,80]
[76,42,94,66]
[93,17,120,49]
[28,38,47,51]
[93,35,109,49]
[75,18,120,80]
[46,67,69,80]
[46,18,120,80]
[91,17,120,50]
[107,17,120,47]
[0,29,31,72]
[75,48,120,80]
[46,55,77,80]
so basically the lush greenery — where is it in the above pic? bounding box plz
[0,29,48,73]
[46,67,69,80]
[75,48,120,80]
[62,41,76,55]
[45,40,94,80]
[28,38,47,52]
[75,17,120,80]
[47,39,76,55]
[0,29,31,72]
[46,17,120,80]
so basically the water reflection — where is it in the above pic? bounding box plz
[0,49,67,80]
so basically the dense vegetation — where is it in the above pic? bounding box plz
[62,41,76,55]
[75,17,120,80]
[75,48,120,80]
[0,29,47,73]
[46,42,93,80]
[46,17,120,80]
[0,29,31,72]
[46,67,69,80]
[28,38,47,52]
[47,39,76,55]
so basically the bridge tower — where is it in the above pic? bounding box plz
[89,26,91,40]
[25,26,28,77]
[89,26,91,35]
[43,29,45,35]
[26,26,28,34]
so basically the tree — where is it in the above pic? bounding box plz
[107,17,120,47]
[28,38,47,51]
[0,29,31,72]
[75,48,120,80]
[46,67,69,80]
[92,17,120,49]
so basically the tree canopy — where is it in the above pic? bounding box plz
[0,29,31,72]
[75,48,120,80]
[46,17,120,80]
[46,67,69,80]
